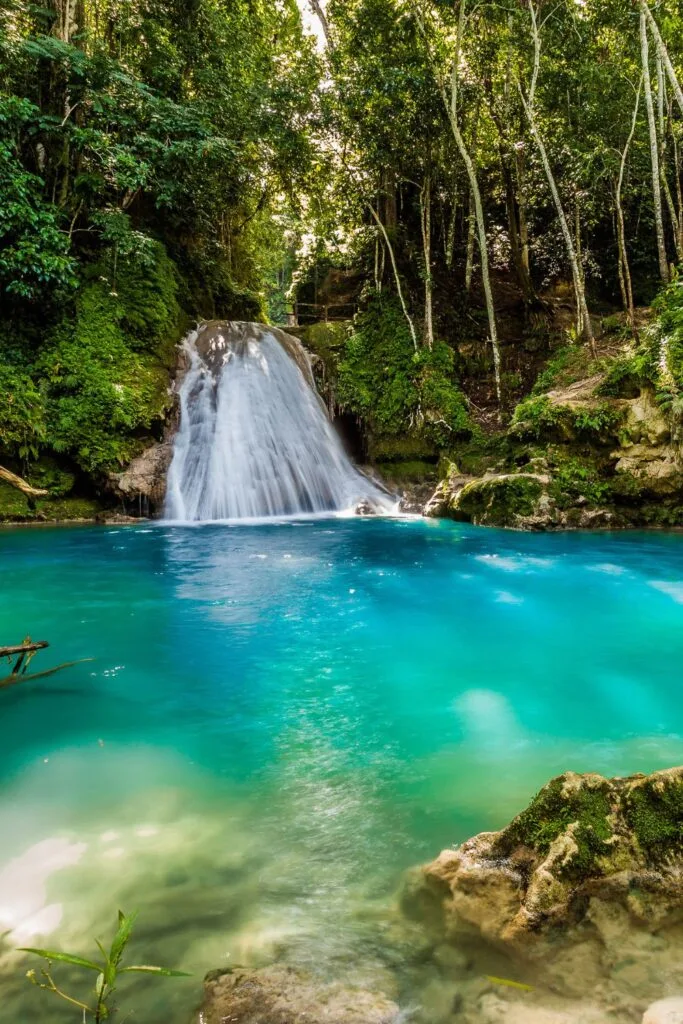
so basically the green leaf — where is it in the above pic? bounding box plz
[109,910,137,968]
[119,965,191,977]
[19,948,102,971]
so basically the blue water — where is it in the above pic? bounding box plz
[1,518,683,1020]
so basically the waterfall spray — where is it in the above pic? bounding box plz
[165,322,393,522]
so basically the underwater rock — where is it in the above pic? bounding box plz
[195,965,400,1023]
[403,768,683,997]
[107,440,174,511]
[642,998,683,1023]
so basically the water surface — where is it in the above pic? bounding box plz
[1,518,682,1020]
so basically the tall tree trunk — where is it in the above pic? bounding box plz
[640,9,670,283]
[641,1,683,115]
[369,205,418,351]
[464,187,476,294]
[616,78,642,339]
[655,52,683,262]
[416,4,502,404]
[420,170,434,348]
[520,1,595,353]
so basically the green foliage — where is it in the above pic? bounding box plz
[21,909,189,1023]
[649,274,683,403]
[0,118,77,300]
[511,395,562,440]
[595,354,643,398]
[572,402,622,438]
[549,455,611,509]
[337,294,470,447]
[0,363,46,460]
[36,243,180,474]
[532,345,596,395]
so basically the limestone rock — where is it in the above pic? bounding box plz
[613,444,683,496]
[403,768,683,996]
[195,965,401,1024]
[643,998,683,1024]
[107,440,173,510]
[425,472,547,528]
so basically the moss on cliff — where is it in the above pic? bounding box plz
[498,774,614,879]
[494,768,683,881]
[36,242,183,476]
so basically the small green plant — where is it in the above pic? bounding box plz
[510,395,562,439]
[21,910,189,1022]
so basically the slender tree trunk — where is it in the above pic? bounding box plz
[369,205,418,350]
[519,1,594,353]
[420,170,434,348]
[640,9,670,283]
[616,78,642,339]
[416,4,501,403]
[464,188,476,293]
[308,0,331,47]
[515,146,531,283]
[641,1,683,115]
[446,192,457,269]
[656,53,682,261]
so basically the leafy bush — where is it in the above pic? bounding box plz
[337,294,470,446]
[532,344,596,395]
[549,456,611,509]
[37,244,180,473]
[572,402,622,438]
[0,363,46,460]
[0,134,77,300]
[510,395,562,439]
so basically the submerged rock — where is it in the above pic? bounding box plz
[643,998,683,1023]
[195,965,400,1023]
[404,768,683,997]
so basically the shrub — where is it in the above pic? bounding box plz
[337,293,470,446]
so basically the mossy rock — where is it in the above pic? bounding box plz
[497,773,614,880]
[454,473,545,527]
[33,496,106,521]
[26,456,76,497]
[368,434,438,463]
[0,481,107,522]
[375,460,437,484]
[0,480,31,521]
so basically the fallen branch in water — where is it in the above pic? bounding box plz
[0,658,94,689]
[1,638,49,676]
[0,465,48,498]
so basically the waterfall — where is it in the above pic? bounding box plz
[165,321,393,522]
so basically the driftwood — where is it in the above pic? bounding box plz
[0,658,94,690]
[0,465,48,498]
[0,641,49,658]
[1,638,49,678]
[1,638,93,688]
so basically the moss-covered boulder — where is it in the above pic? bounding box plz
[403,768,683,996]
[196,966,399,1024]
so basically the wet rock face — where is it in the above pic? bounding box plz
[403,768,683,997]
[195,966,400,1024]
[107,439,174,511]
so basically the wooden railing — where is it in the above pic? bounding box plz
[287,301,357,326]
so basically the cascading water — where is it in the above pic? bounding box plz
[165,321,394,521]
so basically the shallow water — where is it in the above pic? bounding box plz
[1,518,683,1021]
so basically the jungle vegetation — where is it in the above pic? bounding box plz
[1,0,683,499]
